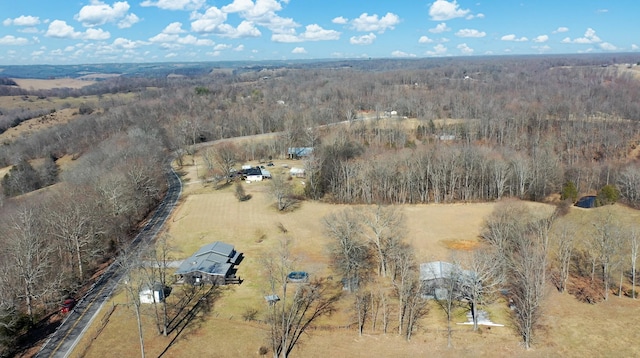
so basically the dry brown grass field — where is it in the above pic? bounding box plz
[10,78,96,90]
[69,154,640,358]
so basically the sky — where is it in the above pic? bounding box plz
[0,0,638,65]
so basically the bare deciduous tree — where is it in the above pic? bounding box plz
[263,238,340,358]
[590,211,622,301]
[482,202,554,349]
[461,246,504,331]
[323,209,371,292]
[4,205,61,323]
[202,143,238,184]
[359,205,405,278]
[270,175,295,211]
[553,222,577,293]
[630,227,639,299]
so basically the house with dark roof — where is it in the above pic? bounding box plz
[174,241,243,286]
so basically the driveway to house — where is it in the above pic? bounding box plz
[35,167,182,358]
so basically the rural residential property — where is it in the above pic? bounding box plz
[174,241,243,286]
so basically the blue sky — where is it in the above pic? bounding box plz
[0,0,637,65]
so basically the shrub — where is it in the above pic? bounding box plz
[560,180,578,203]
[596,184,620,206]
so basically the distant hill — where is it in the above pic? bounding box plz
[1,53,637,80]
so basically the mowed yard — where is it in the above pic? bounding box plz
[75,159,640,358]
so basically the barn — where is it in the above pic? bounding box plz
[174,241,243,286]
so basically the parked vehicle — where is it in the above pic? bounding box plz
[60,298,76,313]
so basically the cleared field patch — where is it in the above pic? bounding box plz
[11,78,96,90]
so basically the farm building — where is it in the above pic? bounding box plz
[419,261,476,300]
[174,241,243,286]
[287,147,313,159]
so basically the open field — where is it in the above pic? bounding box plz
[10,78,96,90]
[0,93,136,144]
[70,156,640,358]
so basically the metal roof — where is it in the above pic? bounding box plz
[174,241,236,276]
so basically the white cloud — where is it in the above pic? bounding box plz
[301,24,340,41]
[272,24,339,43]
[457,43,473,54]
[45,20,81,39]
[332,16,348,25]
[632,44,639,51]
[84,28,111,40]
[18,27,40,34]
[429,23,450,33]
[553,27,569,33]
[391,50,415,58]
[599,42,617,51]
[4,15,41,27]
[200,20,262,38]
[429,0,470,21]
[113,37,144,49]
[271,33,298,43]
[178,35,214,46]
[501,34,528,42]
[0,35,29,45]
[467,13,484,20]
[163,22,186,34]
[149,33,177,43]
[118,13,140,29]
[190,7,228,33]
[234,44,244,51]
[418,35,434,44]
[150,31,213,46]
[214,44,231,50]
[140,0,205,11]
[563,28,601,44]
[221,0,298,34]
[350,33,376,45]
[533,35,548,43]
[427,44,447,55]
[292,47,306,54]
[455,29,485,38]
[351,12,400,33]
[75,1,135,28]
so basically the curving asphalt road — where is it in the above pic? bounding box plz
[35,167,182,358]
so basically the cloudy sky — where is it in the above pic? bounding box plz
[0,0,637,65]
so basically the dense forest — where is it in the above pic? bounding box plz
[1,53,640,356]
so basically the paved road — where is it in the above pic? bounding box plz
[35,167,182,358]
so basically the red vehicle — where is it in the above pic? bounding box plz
[60,298,76,313]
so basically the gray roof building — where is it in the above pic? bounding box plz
[174,241,243,285]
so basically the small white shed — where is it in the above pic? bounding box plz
[139,283,165,304]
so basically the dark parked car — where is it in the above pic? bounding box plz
[60,298,76,313]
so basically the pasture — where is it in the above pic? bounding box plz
[71,157,640,358]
